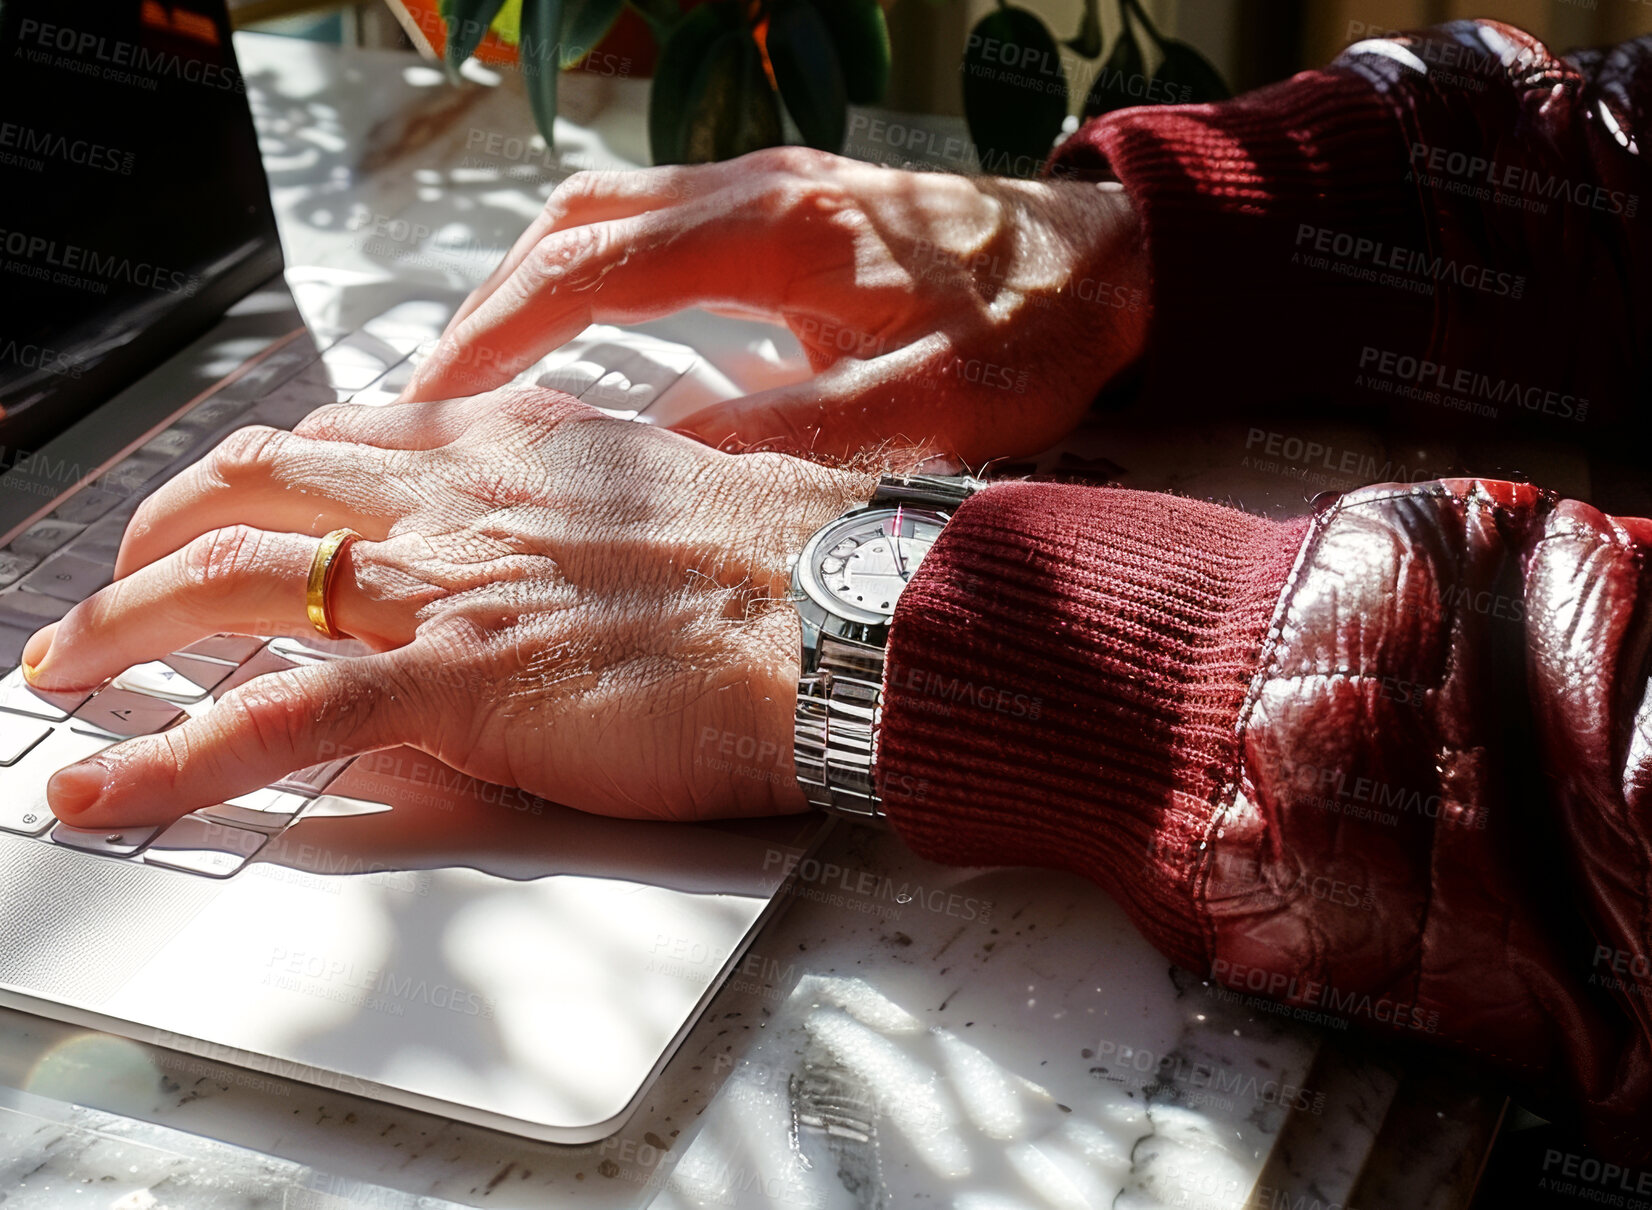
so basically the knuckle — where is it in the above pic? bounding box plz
[181,525,264,599]
[224,673,312,760]
[492,385,593,429]
[546,168,620,211]
[753,145,831,178]
[292,402,359,441]
[208,424,287,484]
[527,222,610,285]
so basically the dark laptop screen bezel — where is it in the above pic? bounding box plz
[0,0,285,467]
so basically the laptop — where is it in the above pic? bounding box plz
[0,0,828,1144]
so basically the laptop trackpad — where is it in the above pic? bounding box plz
[0,834,219,1006]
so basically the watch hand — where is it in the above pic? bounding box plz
[891,505,909,580]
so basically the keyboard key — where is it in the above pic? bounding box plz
[212,340,318,406]
[198,788,306,831]
[0,550,40,589]
[72,687,183,737]
[143,815,267,878]
[0,713,51,764]
[73,511,135,561]
[0,588,75,630]
[113,660,219,704]
[177,634,266,665]
[0,727,117,835]
[138,427,198,461]
[250,379,342,429]
[318,331,405,391]
[161,652,237,690]
[0,667,89,721]
[52,488,125,525]
[10,519,86,559]
[360,300,451,355]
[273,758,352,796]
[97,451,172,495]
[22,550,113,602]
[0,626,30,670]
[50,821,158,857]
[212,644,299,697]
[0,798,55,837]
[173,395,254,431]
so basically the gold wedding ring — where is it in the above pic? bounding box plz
[306,527,362,640]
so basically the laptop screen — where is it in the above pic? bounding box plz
[0,0,283,463]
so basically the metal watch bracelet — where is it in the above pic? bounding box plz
[792,473,980,824]
[793,633,887,823]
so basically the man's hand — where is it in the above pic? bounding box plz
[402,148,1149,464]
[19,391,875,828]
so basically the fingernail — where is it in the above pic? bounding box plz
[21,626,53,685]
[49,760,107,816]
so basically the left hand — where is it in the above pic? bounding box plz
[400,148,1149,465]
[20,390,875,829]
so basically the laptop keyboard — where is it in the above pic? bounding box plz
[0,301,704,880]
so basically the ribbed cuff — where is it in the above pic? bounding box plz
[878,483,1309,972]
[1047,69,1431,411]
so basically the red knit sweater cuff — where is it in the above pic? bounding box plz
[877,484,1309,971]
[1047,69,1432,411]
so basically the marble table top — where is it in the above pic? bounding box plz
[0,31,1498,1210]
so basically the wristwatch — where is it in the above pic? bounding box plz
[790,473,981,823]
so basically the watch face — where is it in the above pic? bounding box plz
[798,506,949,625]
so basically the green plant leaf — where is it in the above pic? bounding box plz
[648,3,741,164]
[804,0,889,105]
[444,0,510,77]
[559,0,624,68]
[680,29,782,162]
[1152,39,1228,102]
[1081,25,1145,119]
[962,6,1068,178]
[519,0,565,146]
[1065,0,1102,58]
[768,0,848,151]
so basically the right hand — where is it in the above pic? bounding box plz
[400,148,1150,465]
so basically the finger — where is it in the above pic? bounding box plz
[293,394,486,449]
[115,425,415,579]
[29,527,425,691]
[402,181,866,404]
[444,165,717,338]
[47,649,431,829]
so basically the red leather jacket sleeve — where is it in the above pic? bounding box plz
[879,18,1652,1160]
[1045,21,1652,431]
[880,478,1652,1161]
